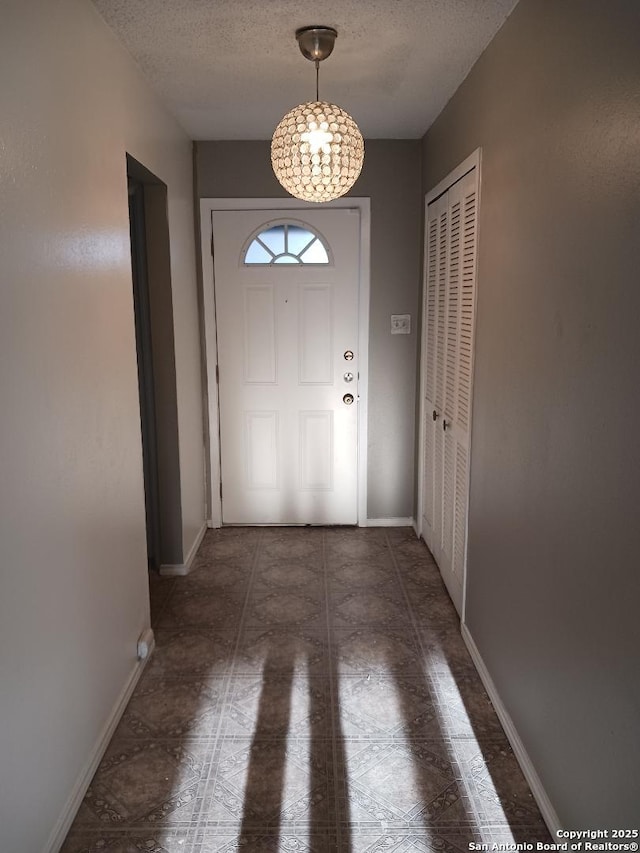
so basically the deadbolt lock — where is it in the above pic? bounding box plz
[344,372,354,383]
[344,350,354,361]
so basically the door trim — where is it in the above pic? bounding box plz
[417,149,482,623]
[199,197,371,528]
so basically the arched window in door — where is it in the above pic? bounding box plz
[242,221,331,265]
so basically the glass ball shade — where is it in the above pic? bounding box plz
[271,100,365,203]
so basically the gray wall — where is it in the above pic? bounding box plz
[195,140,422,519]
[0,1,204,849]
[422,0,640,825]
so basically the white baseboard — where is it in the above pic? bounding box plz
[205,519,416,530]
[461,622,562,836]
[159,521,207,576]
[44,634,155,853]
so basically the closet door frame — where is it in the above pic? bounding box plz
[417,148,482,622]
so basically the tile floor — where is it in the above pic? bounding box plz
[62,526,551,852]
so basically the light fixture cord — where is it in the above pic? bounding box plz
[315,59,319,101]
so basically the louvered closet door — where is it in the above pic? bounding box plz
[422,192,448,556]
[421,167,478,615]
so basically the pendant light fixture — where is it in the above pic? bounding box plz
[271,26,365,203]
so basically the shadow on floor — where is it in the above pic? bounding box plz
[60,525,551,852]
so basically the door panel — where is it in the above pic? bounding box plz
[212,208,360,525]
[299,411,333,490]
[243,286,277,383]
[421,167,478,614]
[423,193,447,556]
[244,411,279,489]
[299,285,333,384]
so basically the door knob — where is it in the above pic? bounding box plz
[443,419,450,431]
[343,393,354,405]
[344,372,354,383]
[432,409,439,421]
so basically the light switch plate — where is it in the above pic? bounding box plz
[391,314,411,335]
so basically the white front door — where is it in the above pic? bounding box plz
[211,208,361,525]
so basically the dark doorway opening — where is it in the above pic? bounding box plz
[126,155,183,574]
[128,178,160,570]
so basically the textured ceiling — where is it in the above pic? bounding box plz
[91,0,519,140]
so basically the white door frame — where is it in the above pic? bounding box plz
[417,149,482,622]
[200,197,371,528]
